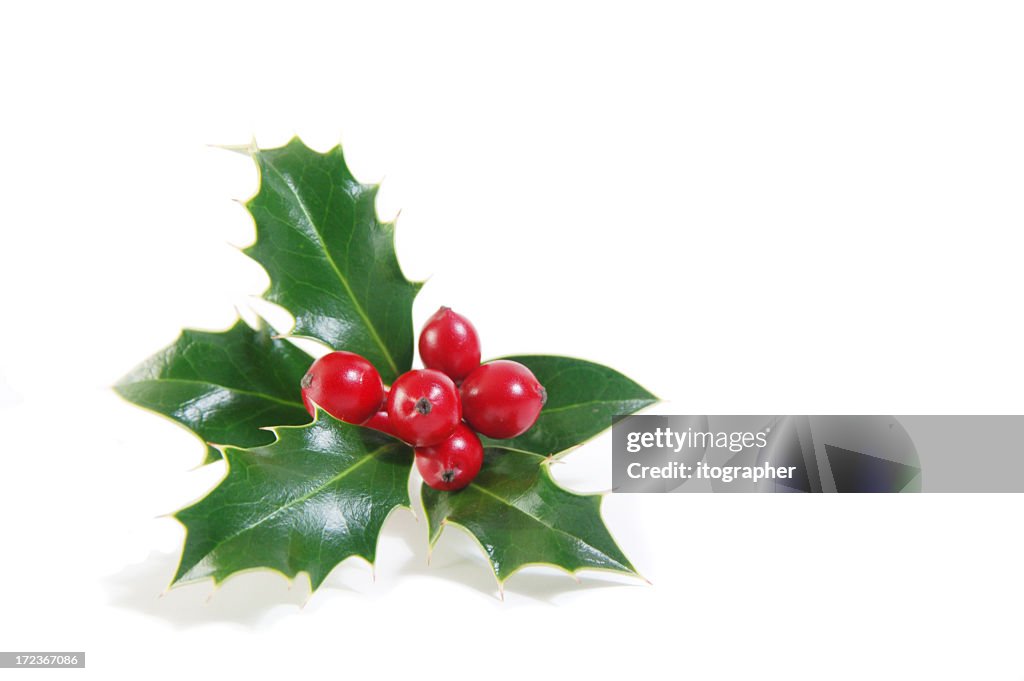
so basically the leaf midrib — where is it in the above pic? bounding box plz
[120,377,303,410]
[181,441,401,577]
[464,471,629,572]
[261,155,400,377]
[539,397,656,415]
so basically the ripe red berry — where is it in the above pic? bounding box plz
[387,369,462,446]
[418,306,481,382]
[300,351,385,424]
[415,424,484,491]
[363,410,396,437]
[460,360,546,439]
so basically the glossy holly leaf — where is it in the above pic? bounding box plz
[115,319,312,464]
[422,448,637,586]
[174,412,413,589]
[244,138,421,383]
[482,355,657,456]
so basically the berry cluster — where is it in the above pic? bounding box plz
[300,307,547,491]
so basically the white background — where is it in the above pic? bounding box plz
[1,1,1022,679]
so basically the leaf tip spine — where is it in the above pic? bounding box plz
[209,141,254,157]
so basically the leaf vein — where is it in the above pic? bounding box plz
[465,481,628,572]
[261,155,399,376]
[191,442,400,571]
[122,378,303,409]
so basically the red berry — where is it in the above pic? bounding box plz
[460,360,546,439]
[387,369,462,446]
[418,306,481,382]
[363,410,396,437]
[415,424,484,491]
[300,351,384,424]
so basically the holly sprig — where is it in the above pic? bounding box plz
[117,138,656,594]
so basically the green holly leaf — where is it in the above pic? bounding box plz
[115,319,311,464]
[424,355,653,586]
[422,449,637,587]
[173,413,413,590]
[483,355,657,456]
[118,140,655,597]
[243,138,421,383]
